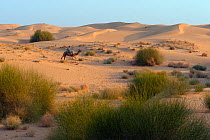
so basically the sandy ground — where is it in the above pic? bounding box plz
[1,22,210,139]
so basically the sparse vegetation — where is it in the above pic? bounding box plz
[78,58,85,61]
[204,94,210,109]
[99,88,124,100]
[192,65,207,71]
[189,79,200,85]
[30,30,55,43]
[168,62,190,68]
[0,57,5,62]
[106,50,113,54]
[2,115,21,130]
[195,84,204,92]
[85,50,96,56]
[0,64,57,122]
[135,48,163,66]
[195,71,208,78]
[121,73,129,79]
[39,112,54,127]
[205,82,210,87]
[104,59,112,64]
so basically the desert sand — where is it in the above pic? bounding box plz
[1,22,210,139]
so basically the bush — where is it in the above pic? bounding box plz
[108,57,117,62]
[204,94,210,109]
[30,30,55,43]
[205,82,210,87]
[191,65,207,71]
[126,71,168,101]
[121,73,129,79]
[106,50,113,54]
[2,115,21,130]
[0,57,5,62]
[0,64,56,122]
[195,71,208,78]
[85,50,96,56]
[39,112,54,127]
[99,88,124,100]
[135,48,163,66]
[189,79,200,85]
[195,84,204,92]
[104,59,112,64]
[87,100,209,140]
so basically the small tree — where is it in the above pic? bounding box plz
[30,30,55,42]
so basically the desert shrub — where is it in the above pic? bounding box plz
[205,82,210,87]
[192,65,207,71]
[104,59,112,64]
[190,68,198,74]
[30,30,55,43]
[108,57,117,62]
[121,73,129,79]
[50,98,110,139]
[171,69,183,77]
[99,88,124,100]
[195,84,204,92]
[2,115,21,130]
[189,79,200,85]
[85,50,96,56]
[135,48,163,66]
[195,71,208,78]
[24,47,30,51]
[0,57,5,62]
[78,58,85,61]
[0,64,56,122]
[106,50,113,54]
[126,71,168,101]
[39,112,54,127]
[204,94,210,109]
[168,62,190,68]
[86,100,209,140]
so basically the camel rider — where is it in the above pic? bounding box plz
[66,46,72,55]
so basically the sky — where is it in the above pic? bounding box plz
[1,0,210,27]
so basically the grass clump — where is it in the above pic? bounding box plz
[2,115,21,130]
[189,79,200,85]
[205,82,210,87]
[0,57,5,62]
[0,64,57,122]
[50,98,210,140]
[191,65,207,71]
[99,88,124,100]
[85,50,96,56]
[121,73,129,79]
[204,94,210,109]
[30,30,55,43]
[135,48,163,66]
[104,59,112,64]
[195,84,204,92]
[106,50,113,54]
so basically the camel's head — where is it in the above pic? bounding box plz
[78,49,82,53]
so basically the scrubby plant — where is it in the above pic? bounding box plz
[39,112,54,127]
[99,88,124,100]
[195,84,204,92]
[68,86,80,92]
[108,57,117,62]
[24,47,30,51]
[205,82,210,87]
[171,69,183,77]
[189,79,200,85]
[30,30,55,43]
[195,71,208,78]
[135,48,163,66]
[85,50,96,56]
[191,65,207,71]
[121,73,129,79]
[106,50,113,54]
[78,58,85,61]
[104,59,112,64]
[0,64,57,122]
[204,94,210,109]
[0,57,5,62]
[168,62,190,68]
[2,115,21,130]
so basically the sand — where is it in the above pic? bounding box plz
[0,22,210,139]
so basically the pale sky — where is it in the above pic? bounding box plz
[1,0,210,27]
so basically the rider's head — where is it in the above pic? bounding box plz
[68,46,71,48]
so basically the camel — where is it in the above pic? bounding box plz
[61,49,82,60]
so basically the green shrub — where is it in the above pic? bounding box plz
[189,79,200,85]
[87,100,209,140]
[135,48,164,66]
[104,59,112,64]
[204,94,210,109]
[106,50,113,54]
[126,71,168,101]
[30,30,55,43]
[50,98,110,139]
[85,50,96,56]
[0,57,5,62]
[2,115,21,130]
[0,64,56,122]
[195,84,204,92]
[191,65,207,71]
[205,82,210,87]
